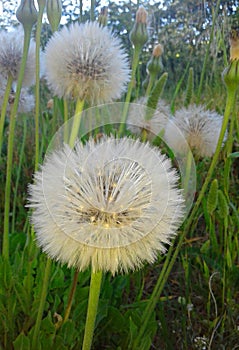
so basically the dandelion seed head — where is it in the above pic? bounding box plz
[127,97,170,137]
[44,21,130,104]
[28,136,184,274]
[0,29,36,86]
[0,77,35,114]
[164,104,226,158]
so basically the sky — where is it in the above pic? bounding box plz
[0,0,146,26]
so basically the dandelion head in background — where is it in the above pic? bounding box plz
[127,97,170,137]
[164,104,226,158]
[0,86,35,114]
[44,21,130,105]
[0,29,36,87]
[28,136,184,275]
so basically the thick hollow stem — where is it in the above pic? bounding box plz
[82,270,103,350]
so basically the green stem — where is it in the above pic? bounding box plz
[119,46,141,135]
[90,0,95,21]
[62,269,79,325]
[2,27,32,260]
[63,98,69,142]
[0,75,13,154]
[32,258,52,350]
[11,116,27,233]
[145,73,156,97]
[82,270,103,350]
[133,86,236,349]
[34,0,45,171]
[69,99,84,148]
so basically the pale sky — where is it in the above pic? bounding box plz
[0,0,144,25]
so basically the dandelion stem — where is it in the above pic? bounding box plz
[34,0,45,171]
[90,0,95,21]
[0,75,13,154]
[2,27,32,260]
[62,269,79,325]
[145,73,156,97]
[82,270,102,350]
[69,99,84,147]
[63,98,69,142]
[119,45,141,135]
[32,258,52,350]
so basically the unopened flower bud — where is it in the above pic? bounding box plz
[222,29,239,91]
[222,60,239,91]
[152,44,164,57]
[16,0,38,29]
[47,0,62,32]
[229,29,239,60]
[98,6,108,27]
[147,44,164,75]
[129,6,148,49]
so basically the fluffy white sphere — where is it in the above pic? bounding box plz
[28,136,184,275]
[44,22,130,105]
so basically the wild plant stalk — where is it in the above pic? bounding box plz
[34,0,45,171]
[82,271,103,350]
[119,45,141,135]
[69,99,84,147]
[90,0,95,21]
[133,70,237,350]
[2,27,32,260]
[0,76,13,153]
[32,258,52,350]
[11,116,27,234]
[62,269,80,325]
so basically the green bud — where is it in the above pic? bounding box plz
[129,7,148,49]
[46,0,62,32]
[222,29,239,92]
[98,6,108,27]
[16,0,38,29]
[222,60,239,91]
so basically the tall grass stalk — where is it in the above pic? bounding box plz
[0,76,13,153]
[34,0,45,171]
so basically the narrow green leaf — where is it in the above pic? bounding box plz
[207,179,218,214]
[184,67,194,107]
[217,190,229,218]
[146,72,168,120]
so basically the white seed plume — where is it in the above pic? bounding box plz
[28,136,184,275]
[0,29,36,87]
[44,21,130,104]
[164,104,226,157]
[127,97,171,137]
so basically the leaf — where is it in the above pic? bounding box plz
[217,190,229,218]
[13,333,30,350]
[106,306,127,332]
[184,67,194,107]
[146,72,168,119]
[207,179,218,215]
[228,151,239,158]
